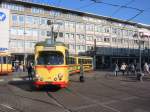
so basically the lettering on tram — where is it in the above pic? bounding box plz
[33,39,93,88]
[43,46,56,51]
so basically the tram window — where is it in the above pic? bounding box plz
[0,57,2,64]
[82,59,84,64]
[37,51,64,65]
[79,59,81,64]
[3,57,7,64]
[72,58,75,64]
[65,50,69,65]
[8,57,11,64]
[68,57,75,64]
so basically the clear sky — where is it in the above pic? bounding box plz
[34,0,150,25]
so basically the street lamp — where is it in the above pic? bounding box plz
[47,20,62,44]
[93,39,96,70]
[23,31,27,66]
[138,32,144,72]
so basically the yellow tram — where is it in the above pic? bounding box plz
[34,39,93,88]
[0,52,12,75]
[34,39,69,88]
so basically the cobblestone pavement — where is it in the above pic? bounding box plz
[0,71,150,112]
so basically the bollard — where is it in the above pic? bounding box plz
[79,63,84,82]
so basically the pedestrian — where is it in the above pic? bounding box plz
[143,62,150,75]
[114,63,119,76]
[27,62,33,80]
[120,62,126,76]
[130,63,136,75]
[19,62,24,72]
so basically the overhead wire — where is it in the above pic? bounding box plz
[39,0,150,23]
[76,2,96,10]
[89,0,148,22]
[127,10,144,21]
[110,0,135,17]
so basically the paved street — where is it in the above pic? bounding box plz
[0,71,150,112]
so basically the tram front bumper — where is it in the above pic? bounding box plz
[33,81,68,88]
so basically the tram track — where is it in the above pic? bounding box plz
[0,84,23,112]
[7,84,75,112]
[46,91,74,112]
[6,84,66,109]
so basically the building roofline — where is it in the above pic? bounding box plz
[2,0,150,30]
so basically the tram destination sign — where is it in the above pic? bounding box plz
[44,46,56,51]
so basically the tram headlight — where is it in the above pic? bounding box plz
[35,74,41,80]
[35,74,39,78]
[35,74,43,81]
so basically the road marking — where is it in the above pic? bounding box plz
[0,104,15,110]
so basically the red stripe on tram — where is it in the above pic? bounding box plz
[35,65,68,70]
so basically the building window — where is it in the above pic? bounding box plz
[123,30,128,36]
[112,27,117,34]
[32,29,38,37]
[117,29,122,36]
[70,22,75,29]
[65,21,75,29]
[112,38,117,43]
[26,16,33,24]
[86,35,93,41]
[32,7,40,14]
[87,46,92,50]
[76,23,84,30]
[76,45,80,50]
[40,18,47,25]
[10,27,18,35]
[12,14,17,22]
[40,30,46,36]
[65,33,69,39]
[25,29,32,36]
[18,15,24,23]
[104,37,110,43]
[70,34,74,39]
[104,26,110,33]
[128,30,133,37]
[2,3,24,11]
[49,10,61,17]
[86,24,94,31]
[96,36,103,42]
[33,17,39,25]
[18,28,24,36]
[95,25,102,32]
[69,44,75,49]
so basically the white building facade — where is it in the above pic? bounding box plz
[0,0,150,68]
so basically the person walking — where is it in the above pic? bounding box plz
[27,62,33,80]
[120,63,126,76]
[114,63,119,76]
[130,63,136,75]
[144,62,150,75]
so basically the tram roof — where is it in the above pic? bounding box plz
[35,40,68,48]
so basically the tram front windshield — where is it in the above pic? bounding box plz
[37,51,64,65]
